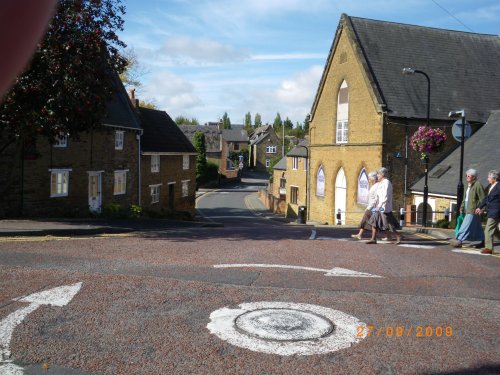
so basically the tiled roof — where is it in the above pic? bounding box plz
[222,129,249,142]
[287,139,309,157]
[139,108,196,153]
[178,125,221,153]
[273,156,287,170]
[102,74,141,130]
[411,110,500,196]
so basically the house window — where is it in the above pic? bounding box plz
[266,145,277,153]
[151,155,160,173]
[336,80,349,144]
[150,184,161,203]
[303,157,308,171]
[115,131,124,150]
[316,165,325,197]
[183,155,189,170]
[290,186,299,204]
[234,143,240,151]
[182,180,189,197]
[292,157,299,170]
[50,169,71,197]
[113,170,127,195]
[53,133,68,148]
[265,159,270,168]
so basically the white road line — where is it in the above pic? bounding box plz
[397,244,435,249]
[452,249,490,256]
[0,283,82,372]
[207,301,367,356]
[214,263,382,278]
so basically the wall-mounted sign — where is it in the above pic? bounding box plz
[316,166,325,197]
[357,169,369,205]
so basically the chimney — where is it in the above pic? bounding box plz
[128,88,139,108]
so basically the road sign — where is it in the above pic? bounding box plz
[451,119,471,142]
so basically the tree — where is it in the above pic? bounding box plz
[193,131,207,186]
[273,112,283,129]
[119,47,148,89]
[303,114,310,133]
[1,0,126,147]
[283,117,293,130]
[254,113,262,128]
[244,112,252,130]
[138,100,158,110]
[175,116,199,125]
[222,112,231,129]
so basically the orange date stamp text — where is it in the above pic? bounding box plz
[357,325,453,338]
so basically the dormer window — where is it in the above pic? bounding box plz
[53,133,68,148]
[115,130,124,150]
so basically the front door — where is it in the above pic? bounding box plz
[88,172,102,213]
[335,168,346,225]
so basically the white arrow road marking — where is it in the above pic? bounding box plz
[0,282,82,372]
[207,301,367,356]
[214,264,382,278]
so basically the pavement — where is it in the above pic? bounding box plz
[0,189,456,241]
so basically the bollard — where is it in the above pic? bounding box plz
[399,207,405,227]
[336,209,342,225]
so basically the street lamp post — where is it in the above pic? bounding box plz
[402,67,431,227]
[449,110,466,217]
[296,144,309,222]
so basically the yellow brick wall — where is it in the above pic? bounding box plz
[308,28,383,225]
[285,156,308,217]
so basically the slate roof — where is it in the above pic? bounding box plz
[178,125,221,154]
[411,110,500,196]
[287,139,309,158]
[102,74,141,130]
[273,156,287,171]
[249,125,274,145]
[312,14,500,123]
[222,129,249,142]
[139,108,196,154]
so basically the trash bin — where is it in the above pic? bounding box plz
[298,206,307,224]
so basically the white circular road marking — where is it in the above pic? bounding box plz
[207,301,367,356]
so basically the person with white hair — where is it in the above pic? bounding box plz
[450,168,486,248]
[352,171,379,240]
[475,170,500,254]
[366,167,401,244]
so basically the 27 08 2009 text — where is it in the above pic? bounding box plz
[357,325,453,338]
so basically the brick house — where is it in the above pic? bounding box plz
[220,128,249,178]
[137,106,197,214]
[304,14,500,225]
[179,125,221,167]
[0,77,142,216]
[284,140,309,218]
[249,125,280,172]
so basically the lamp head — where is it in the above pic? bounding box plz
[448,110,465,118]
[402,67,415,75]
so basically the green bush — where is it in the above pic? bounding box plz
[102,203,127,218]
[434,218,450,228]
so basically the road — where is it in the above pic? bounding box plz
[0,174,499,374]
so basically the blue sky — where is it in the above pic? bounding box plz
[119,0,499,126]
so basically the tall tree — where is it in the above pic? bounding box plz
[1,0,127,146]
[175,116,199,125]
[222,112,231,129]
[193,131,207,186]
[303,114,310,133]
[254,113,262,128]
[244,112,252,129]
[273,112,283,129]
[119,47,148,89]
[283,117,293,130]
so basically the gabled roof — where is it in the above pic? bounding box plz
[249,125,276,145]
[222,128,249,142]
[287,139,309,158]
[139,108,196,153]
[178,125,221,153]
[311,14,500,123]
[411,110,500,196]
[102,74,141,130]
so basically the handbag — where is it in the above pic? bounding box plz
[454,213,465,236]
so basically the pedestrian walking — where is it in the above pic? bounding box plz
[351,172,378,240]
[365,167,401,244]
[475,170,500,254]
[450,169,485,248]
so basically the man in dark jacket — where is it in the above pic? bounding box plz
[475,170,500,254]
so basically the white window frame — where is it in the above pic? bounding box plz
[151,155,160,173]
[150,184,161,203]
[336,80,349,144]
[113,170,128,195]
[266,145,277,154]
[53,133,68,148]
[303,157,308,171]
[183,155,189,170]
[292,157,299,170]
[265,159,270,168]
[182,180,189,197]
[336,120,349,144]
[49,169,71,197]
[115,130,124,150]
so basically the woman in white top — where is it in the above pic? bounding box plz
[366,167,401,244]
[352,172,378,239]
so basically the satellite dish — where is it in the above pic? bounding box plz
[451,120,471,142]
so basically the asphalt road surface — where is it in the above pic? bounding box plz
[0,181,499,374]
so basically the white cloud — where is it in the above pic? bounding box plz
[252,53,325,61]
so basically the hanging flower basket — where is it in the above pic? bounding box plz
[410,126,447,159]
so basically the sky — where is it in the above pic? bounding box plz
[119,0,500,126]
